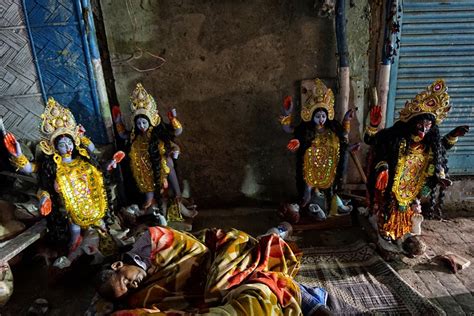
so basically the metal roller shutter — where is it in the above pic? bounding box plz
[388,0,474,174]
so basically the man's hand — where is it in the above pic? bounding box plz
[376,169,388,191]
[3,132,21,157]
[287,139,300,152]
[450,125,469,137]
[370,105,382,127]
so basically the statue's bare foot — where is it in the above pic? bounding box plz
[179,202,198,218]
[53,256,71,269]
[308,204,326,221]
[143,198,157,210]
[301,195,311,208]
[69,235,83,253]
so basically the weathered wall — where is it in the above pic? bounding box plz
[443,178,474,210]
[347,1,370,84]
[100,0,370,206]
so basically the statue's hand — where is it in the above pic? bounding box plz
[4,132,21,157]
[369,105,382,127]
[283,96,293,116]
[112,105,122,124]
[162,178,169,189]
[450,125,469,137]
[344,108,357,121]
[106,160,116,171]
[39,196,52,216]
[168,108,177,121]
[171,150,180,159]
[113,151,125,163]
[287,139,300,152]
[107,151,125,171]
[375,169,389,191]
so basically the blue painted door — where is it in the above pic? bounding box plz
[23,0,107,143]
[388,0,474,174]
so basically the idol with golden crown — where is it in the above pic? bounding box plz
[3,97,125,267]
[280,78,356,222]
[364,79,469,254]
[113,83,197,221]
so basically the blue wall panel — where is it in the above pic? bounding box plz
[388,0,474,174]
[23,0,107,143]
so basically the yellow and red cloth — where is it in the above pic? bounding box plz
[103,226,303,315]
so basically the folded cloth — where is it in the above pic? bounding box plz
[299,283,328,316]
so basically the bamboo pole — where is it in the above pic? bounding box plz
[336,0,350,122]
[377,0,400,128]
[350,151,367,184]
[377,65,390,128]
[335,0,350,187]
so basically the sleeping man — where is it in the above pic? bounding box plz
[91,226,330,315]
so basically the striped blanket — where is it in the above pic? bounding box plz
[88,227,303,315]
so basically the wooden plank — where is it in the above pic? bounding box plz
[0,170,38,184]
[293,214,352,231]
[0,219,46,263]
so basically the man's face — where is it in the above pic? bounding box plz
[414,119,432,140]
[109,261,147,298]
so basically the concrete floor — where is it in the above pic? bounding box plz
[388,212,474,315]
[1,207,473,315]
